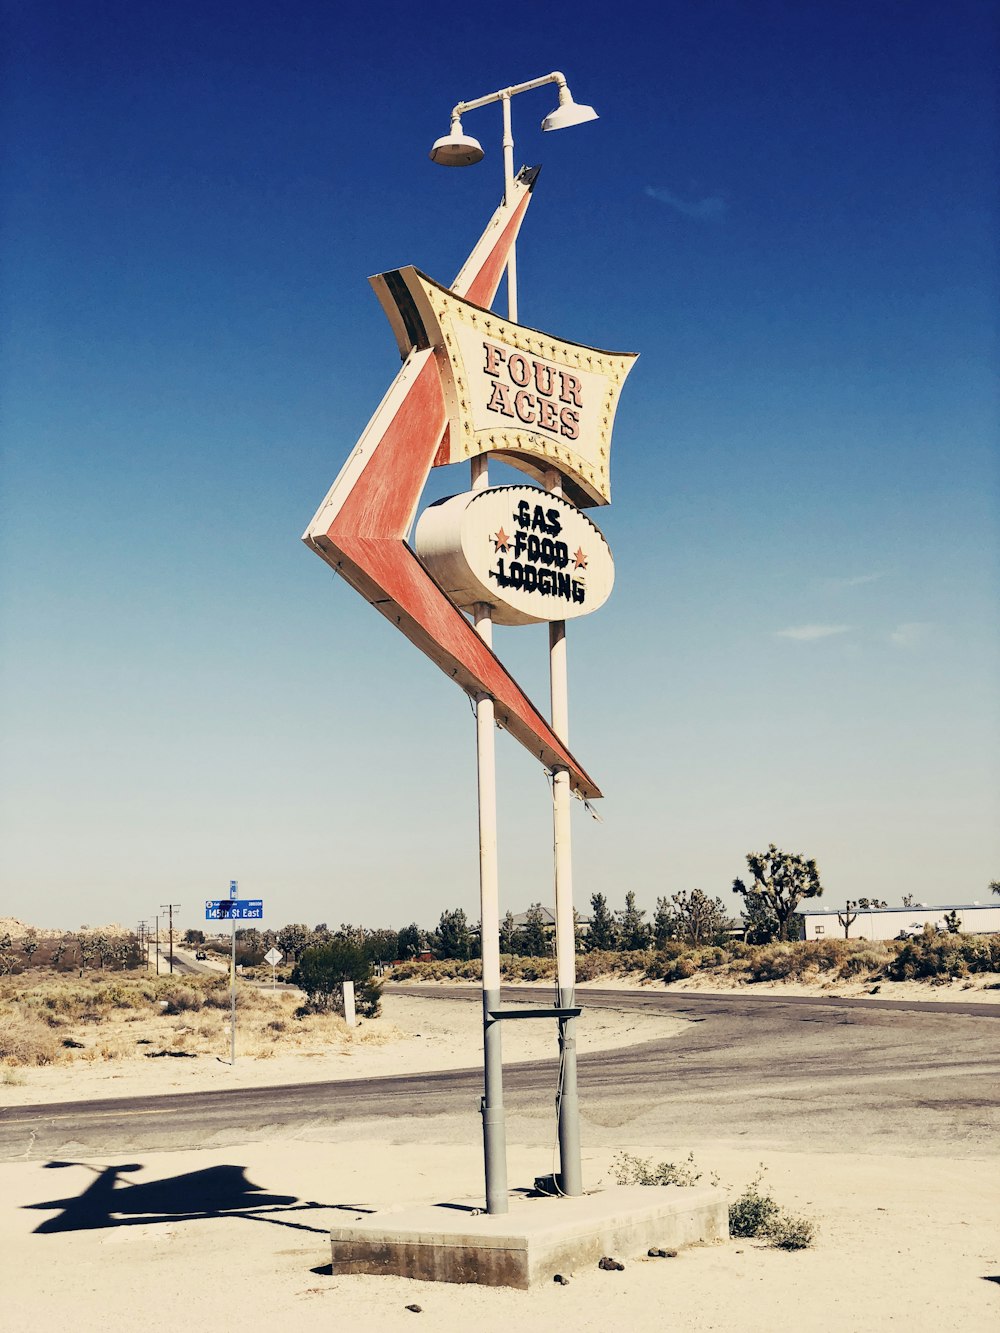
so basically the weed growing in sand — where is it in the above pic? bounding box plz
[611,1150,716,1188]
[728,1167,817,1249]
[764,1210,817,1250]
[728,1168,781,1236]
[610,1154,817,1251]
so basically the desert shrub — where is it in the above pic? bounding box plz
[0,1013,61,1066]
[728,1171,782,1237]
[647,943,732,983]
[293,940,381,1017]
[883,927,1000,980]
[728,1168,817,1249]
[161,988,203,1015]
[838,949,886,979]
[387,958,482,982]
[615,949,655,974]
[653,941,689,964]
[748,939,898,984]
[808,938,844,972]
[611,1151,708,1187]
[93,982,141,1009]
[766,1211,817,1250]
[574,949,627,981]
[508,957,552,982]
[664,956,697,981]
[41,988,84,1015]
[199,977,235,1008]
[353,976,382,1018]
[745,945,801,982]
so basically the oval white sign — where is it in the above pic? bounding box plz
[414,486,615,627]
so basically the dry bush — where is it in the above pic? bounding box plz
[728,1168,817,1249]
[838,948,888,979]
[503,956,555,981]
[96,1034,134,1060]
[0,1012,62,1066]
[576,949,650,980]
[887,930,1000,980]
[161,988,203,1015]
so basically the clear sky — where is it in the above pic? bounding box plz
[2,1,997,933]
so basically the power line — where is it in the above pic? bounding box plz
[159,903,181,974]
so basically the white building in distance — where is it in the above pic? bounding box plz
[799,903,1000,942]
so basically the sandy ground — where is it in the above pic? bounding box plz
[3,989,998,1331]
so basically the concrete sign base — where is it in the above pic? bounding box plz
[330,1184,727,1289]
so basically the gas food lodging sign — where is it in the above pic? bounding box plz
[416,485,614,626]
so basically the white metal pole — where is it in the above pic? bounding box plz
[472,92,520,1217]
[475,592,508,1214]
[501,93,517,322]
[230,915,236,1065]
[545,468,582,1196]
[474,449,507,1213]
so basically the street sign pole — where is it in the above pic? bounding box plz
[230,881,237,1066]
[264,946,282,990]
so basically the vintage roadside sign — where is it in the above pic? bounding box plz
[302,168,636,799]
[370,266,635,508]
[415,484,614,626]
[205,899,264,921]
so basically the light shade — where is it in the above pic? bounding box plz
[429,130,485,167]
[541,90,598,132]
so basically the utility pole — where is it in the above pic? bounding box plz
[137,920,150,970]
[160,904,180,974]
[155,914,160,974]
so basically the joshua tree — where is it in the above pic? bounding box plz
[837,903,859,938]
[733,844,823,943]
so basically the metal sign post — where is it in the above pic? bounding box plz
[545,470,583,1196]
[205,888,265,1065]
[229,879,237,1066]
[265,946,282,990]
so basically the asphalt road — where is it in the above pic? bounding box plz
[2,987,997,1163]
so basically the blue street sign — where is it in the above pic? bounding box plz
[205,899,264,921]
[229,880,238,899]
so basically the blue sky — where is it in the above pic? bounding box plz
[1,1,997,932]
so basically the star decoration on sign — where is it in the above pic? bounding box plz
[573,546,588,570]
[493,527,511,553]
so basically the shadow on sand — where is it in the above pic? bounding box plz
[25,1160,376,1236]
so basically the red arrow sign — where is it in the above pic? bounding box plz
[303,169,600,799]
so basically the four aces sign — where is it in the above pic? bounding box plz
[371,266,636,508]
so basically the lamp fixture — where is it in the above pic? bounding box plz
[541,86,599,133]
[429,71,597,168]
[429,117,485,167]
